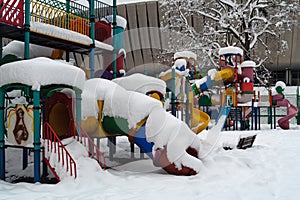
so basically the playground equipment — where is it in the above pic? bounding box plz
[271,81,299,129]
[159,55,211,134]
[0,57,105,182]
[0,57,216,182]
[191,46,299,130]
[53,77,206,176]
[191,47,261,130]
[0,0,126,78]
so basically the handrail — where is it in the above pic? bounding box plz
[30,0,90,36]
[43,122,77,179]
[75,122,106,170]
[0,0,24,27]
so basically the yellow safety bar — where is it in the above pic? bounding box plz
[30,0,90,36]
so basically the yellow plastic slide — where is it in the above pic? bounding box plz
[179,104,210,134]
[190,107,210,134]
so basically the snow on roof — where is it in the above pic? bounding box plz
[159,68,187,78]
[95,40,114,52]
[30,22,92,46]
[101,15,127,29]
[275,81,286,89]
[218,46,243,57]
[112,73,166,96]
[2,41,54,59]
[0,57,86,91]
[82,78,162,128]
[241,61,256,68]
[174,59,187,68]
[174,51,197,60]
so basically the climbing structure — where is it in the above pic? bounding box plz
[0,57,106,183]
[0,0,128,77]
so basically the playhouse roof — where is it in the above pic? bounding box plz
[102,15,128,29]
[219,46,243,57]
[241,61,256,68]
[174,51,197,60]
[112,73,166,96]
[0,57,86,91]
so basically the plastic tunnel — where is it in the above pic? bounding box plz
[44,92,75,139]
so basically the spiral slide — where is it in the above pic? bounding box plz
[277,99,298,130]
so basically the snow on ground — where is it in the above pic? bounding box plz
[1,124,300,200]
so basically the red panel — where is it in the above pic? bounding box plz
[0,0,24,27]
[95,21,112,44]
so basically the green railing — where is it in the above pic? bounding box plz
[36,0,89,19]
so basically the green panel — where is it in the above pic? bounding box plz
[198,95,212,106]
[0,55,21,65]
[102,116,129,135]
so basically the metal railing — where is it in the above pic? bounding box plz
[0,0,24,27]
[30,0,90,36]
[75,122,106,170]
[95,0,112,20]
[0,0,112,35]
[43,122,77,180]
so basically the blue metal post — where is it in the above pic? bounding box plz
[235,107,238,130]
[24,0,30,59]
[33,90,41,182]
[89,0,95,78]
[251,99,254,130]
[171,68,176,116]
[258,107,261,130]
[269,106,273,129]
[0,89,5,180]
[254,105,257,130]
[112,0,117,79]
[273,107,276,129]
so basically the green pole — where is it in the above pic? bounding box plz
[24,0,30,59]
[76,90,82,136]
[66,0,70,28]
[33,90,41,182]
[171,68,176,116]
[65,0,71,62]
[89,0,95,78]
[112,0,117,79]
[0,89,5,180]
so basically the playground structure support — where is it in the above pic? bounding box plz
[112,0,117,79]
[0,89,4,180]
[89,0,95,78]
[33,90,41,183]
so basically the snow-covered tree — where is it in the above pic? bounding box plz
[159,0,299,85]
